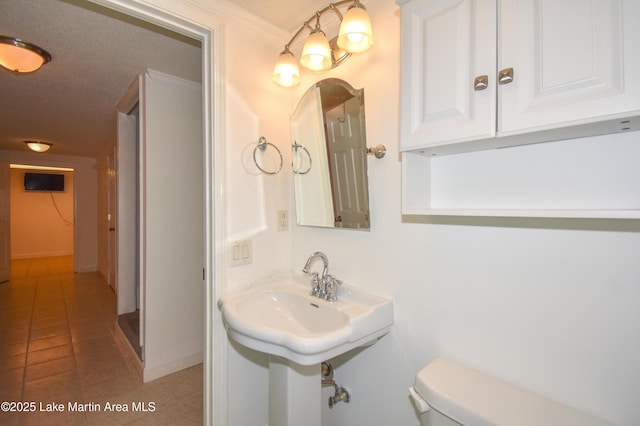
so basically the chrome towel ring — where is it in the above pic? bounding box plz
[292,142,312,174]
[253,136,283,175]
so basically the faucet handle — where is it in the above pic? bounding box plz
[324,275,342,302]
[310,272,321,297]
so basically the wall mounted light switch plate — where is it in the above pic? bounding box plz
[230,240,252,266]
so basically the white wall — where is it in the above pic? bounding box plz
[215,7,294,426]
[10,168,74,258]
[139,70,205,381]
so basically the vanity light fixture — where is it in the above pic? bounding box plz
[24,140,52,153]
[272,0,373,88]
[0,36,52,73]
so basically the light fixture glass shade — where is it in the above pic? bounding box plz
[24,141,52,153]
[300,29,332,72]
[337,5,373,53]
[0,36,51,73]
[273,50,301,87]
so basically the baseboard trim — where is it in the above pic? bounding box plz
[11,252,73,259]
[143,352,203,383]
[75,264,98,273]
[113,322,143,380]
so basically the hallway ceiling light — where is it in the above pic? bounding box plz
[0,35,52,73]
[24,140,52,153]
[10,164,74,172]
[272,0,373,88]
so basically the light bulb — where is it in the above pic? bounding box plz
[308,54,325,65]
[300,29,332,71]
[273,49,300,87]
[347,33,364,44]
[337,5,373,53]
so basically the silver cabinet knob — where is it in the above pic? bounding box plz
[498,68,514,85]
[473,75,488,91]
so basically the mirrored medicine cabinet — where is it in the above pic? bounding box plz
[290,78,371,230]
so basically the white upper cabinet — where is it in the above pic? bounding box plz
[399,0,497,150]
[398,0,640,154]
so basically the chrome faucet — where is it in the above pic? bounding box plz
[303,251,329,279]
[303,252,329,297]
[302,252,341,301]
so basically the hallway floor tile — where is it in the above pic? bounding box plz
[0,257,203,425]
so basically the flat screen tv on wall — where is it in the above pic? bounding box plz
[24,172,65,192]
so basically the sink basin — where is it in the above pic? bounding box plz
[218,273,393,365]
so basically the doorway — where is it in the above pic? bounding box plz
[1,0,218,421]
[100,3,219,421]
[114,97,141,360]
[7,165,75,271]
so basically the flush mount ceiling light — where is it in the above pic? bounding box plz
[0,35,52,73]
[273,0,373,88]
[24,141,52,153]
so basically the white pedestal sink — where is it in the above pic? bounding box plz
[268,356,322,426]
[218,272,393,424]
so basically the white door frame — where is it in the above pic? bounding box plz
[95,1,224,424]
[116,83,139,317]
[0,161,9,282]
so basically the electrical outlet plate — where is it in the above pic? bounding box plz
[278,209,288,231]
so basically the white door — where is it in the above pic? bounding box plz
[117,81,140,317]
[499,0,640,134]
[399,0,497,150]
[0,162,10,282]
[325,97,370,228]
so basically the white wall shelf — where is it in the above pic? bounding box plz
[403,209,640,220]
[402,133,640,220]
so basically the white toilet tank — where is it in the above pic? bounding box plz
[409,358,614,426]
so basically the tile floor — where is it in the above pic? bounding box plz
[0,256,203,425]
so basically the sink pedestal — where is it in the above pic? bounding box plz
[269,356,321,426]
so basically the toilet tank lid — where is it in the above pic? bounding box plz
[414,358,613,426]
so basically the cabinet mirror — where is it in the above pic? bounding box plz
[290,79,370,230]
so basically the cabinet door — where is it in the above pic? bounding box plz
[499,0,640,135]
[399,0,497,151]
